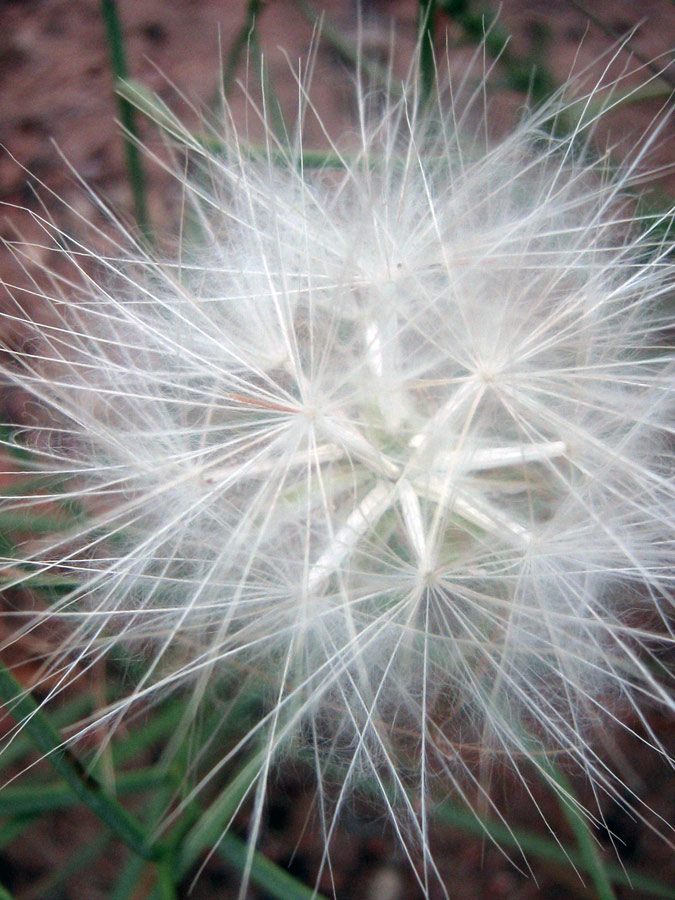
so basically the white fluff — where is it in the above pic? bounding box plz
[1,46,674,894]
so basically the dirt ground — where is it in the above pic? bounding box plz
[0,1,674,898]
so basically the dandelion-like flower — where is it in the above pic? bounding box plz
[1,48,674,892]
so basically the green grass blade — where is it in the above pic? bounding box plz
[174,743,329,900]
[435,798,675,898]
[99,0,150,238]
[0,426,32,464]
[216,832,328,900]
[222,0,266,97]
[541,759,616,900]
[0,694,93,773]
[156,856,178,900]
[0,661,163,860]
[0,818,31,849]
[0,571,82,590]
[417,1,437,106]
[176,749,264,874]
[110,782,178,900]
[110,851,147,900]
[111,700,188,767]
[0,512,72,534]
[0,766,168,817]
[117,78,346,169]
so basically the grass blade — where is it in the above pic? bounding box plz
[99,0,150,237]
[0,694,93,774]
[0,661,164,860]
[217,832,329,900]
[222,0,266,97]
[542,759,617,900]
[176,749,264,874]
[435,799,674,898]
[0,766,168,817]
[418,1,437,106]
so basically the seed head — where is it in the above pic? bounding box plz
[2,47,674,892]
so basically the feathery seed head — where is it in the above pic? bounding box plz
[2,46,674,889]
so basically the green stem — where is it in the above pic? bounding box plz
[117,77,346,169]
[222,0,265,97]
[156,856,178,900]
[99,0,151,238]
[0,767,168,817]
[175,749,265,875]
[540,758,617,900]
[417,0,437,107]
[0,693,93,773]
[435,799,675,897]
[217,832,329,900]
[0,661,163,861]
[110,782,179,900]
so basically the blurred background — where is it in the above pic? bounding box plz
[0,2,673,898]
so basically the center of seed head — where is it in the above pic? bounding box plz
[302,403,318,423]
[477,364,496,385]
[422,567,440,589]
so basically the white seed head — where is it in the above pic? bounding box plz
[1,46,674,892]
